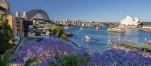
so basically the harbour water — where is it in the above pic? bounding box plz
[65,26,151,53]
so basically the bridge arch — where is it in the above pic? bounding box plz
[27,9,50,20]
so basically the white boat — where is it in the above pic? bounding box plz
[96,27,99,30]
[80,27,83,30]
[85,35,90,40]
[64,27,69,29]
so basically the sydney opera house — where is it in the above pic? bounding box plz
[118,16,142,28]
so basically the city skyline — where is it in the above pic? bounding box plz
[7,0,151,22]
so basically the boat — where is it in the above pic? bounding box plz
[96,27,99,30]
[80,27,83,30]
[64,32,74,37]
[64,27,69,29]
[107,27,125,33]
[85,35,90,40]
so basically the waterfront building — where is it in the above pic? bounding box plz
[118,16,142,28]
[0,0,24,44]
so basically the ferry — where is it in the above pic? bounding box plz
[107,27,125,33]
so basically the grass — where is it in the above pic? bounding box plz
[26,37,44,43]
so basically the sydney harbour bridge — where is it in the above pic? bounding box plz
[26,9,52,22]
[23,9,54,36]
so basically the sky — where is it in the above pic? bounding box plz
[5,0,151,22]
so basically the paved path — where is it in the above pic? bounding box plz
[14,37,27,53]
[28,36,50,39]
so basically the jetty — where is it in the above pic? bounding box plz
[109,40,151,56]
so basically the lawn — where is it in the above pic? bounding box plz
[26,38,44,43]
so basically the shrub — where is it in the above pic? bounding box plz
[42,32,46,34]
[37,38,44,42]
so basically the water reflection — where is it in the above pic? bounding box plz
[123,29,139,42]
[108,32,122,41]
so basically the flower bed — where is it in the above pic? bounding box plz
[12,38,151,66]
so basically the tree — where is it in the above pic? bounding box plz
[42,29,46,34]
[33,24,38,30]
[49,29,53,37]
[60,34,68,41]
[52,29,57,38]
[50,26,64,38]
[0,15,13,54]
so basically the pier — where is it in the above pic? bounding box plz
[109,40,151,56]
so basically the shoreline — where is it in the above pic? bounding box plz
[118,28,151,32]
[141,28,151,32]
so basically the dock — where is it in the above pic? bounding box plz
[109,40,151,56]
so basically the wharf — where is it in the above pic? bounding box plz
[111,40,151,50]
[109,40,151,56]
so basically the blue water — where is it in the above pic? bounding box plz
[65,26,151,53]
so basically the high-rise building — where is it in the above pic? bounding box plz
[66,19,69,22]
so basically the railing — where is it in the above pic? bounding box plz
[12,38,23,53]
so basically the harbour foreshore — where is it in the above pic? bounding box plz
[141,28,151,32]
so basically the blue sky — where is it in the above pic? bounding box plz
[6,0,151,22]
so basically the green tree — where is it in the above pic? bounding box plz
[49,29,53,37]
[0,15,13,54]
[33,24,38,30]
[42,29,46,34]
[60,34,68,41]
[52,29,57,38]
[56,26,63,34]
[0,49,11,66]
[50,26,64,38]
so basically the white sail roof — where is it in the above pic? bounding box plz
[120,16,141,26]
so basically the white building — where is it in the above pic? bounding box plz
[121,16,141,26]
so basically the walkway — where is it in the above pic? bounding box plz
[28,36,50,39]
[14,37,26,53]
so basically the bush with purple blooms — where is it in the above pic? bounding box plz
[12,38,151,66]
